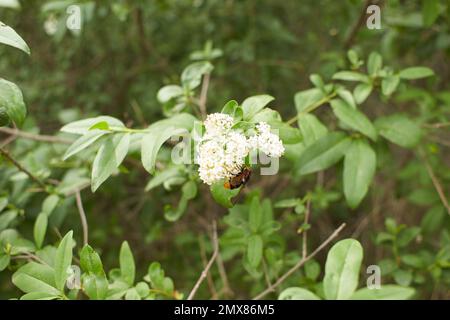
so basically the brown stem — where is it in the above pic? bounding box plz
[253,223,346,300]
[75,190,89,246]
[0,147,47,190]
[187,220,219,300]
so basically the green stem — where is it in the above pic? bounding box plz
[286,92,336,126]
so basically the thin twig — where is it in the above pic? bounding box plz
[187,220,219,300]
[253,223,346,300]
[215,251,234,298]
[75,190,89,246]
[0,127,72,144]
[420,150,450,215]
[0,147,47,190]
[344,0,374,49]
[198,236,218,299]
[302,198,311,259]
[198,73,211,120]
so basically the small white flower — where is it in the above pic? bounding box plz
[197,115,284,185]
[203,113,234,137]
[249,122,285,158]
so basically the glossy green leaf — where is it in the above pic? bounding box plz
[399,67,434,80]
[141,113,196,174]
[246,234,263,268]
[351,285,415,300]
[61,116,124,135]
[0,78,26,126]
[353,83,373,104]
[343,139,376,208]
[210,182,241,208]
[324,239,363,300]
[157,85,184,103]
[120,241,135,286]
[294,88,324,113]
[91,133,130,192]
[12,262,59,295]
[279,287,321,300]
[63,130,107,160]
[0,21,30,54]
[242,94,274,120]
[332,71,369,82]
[0,254,10,271]
[375,114,422,148]
[297,132,350,175]
[367,52,382,75]
[181,61,213,90]
[80,245,105,277]
[330,99,377,141]
[33,213,48,249]
[54,231,73,292]
[297,114,328,146]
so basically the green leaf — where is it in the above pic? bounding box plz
[294,88,325,113]
[12,262,59,295]
[332,71,369,83]
[0,0,21,9]
[0,78,26,126]
[269,121,302,144]
[279,287,321,300]
[164,180,197,221]
[248,196,262,233]
[42,194,60,216]
[399,67,434,80]
[210,182,241,208]
[0,21,30,54]
[246,234,263,268]
[181,61,213,90]
[157,85,184,103]
[82,274,108,300]
[91,133,130,192]
[120,241,135,286]
[393,269,413,286]
[343,139,376,208]
[422,0,440,27]
[351,285,415,300]
[61,116,124,135]
[0,254,10,271]
[141,113,196,174]
[330,99,377,141]
[297,132,351,175]
[0,196,7,212]
[63,130,107,160]
[297,113,328,146]
[381,75,400,96]
[336,88,357,109]
[20,292,58,300]
[421,206,445,234]
[323,239,363,300]
[353,83,373,104]
[80,245,105,277]
[33,213,48,249]
[375,114,422,148]
[54,231,73,292]
[367,52,382,75]
[125,288,141,300]
[250,108,281,123]
[242,94,274,120]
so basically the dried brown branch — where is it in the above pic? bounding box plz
[0,127,72,144]
[198,72,211,120]
[0,147,47,190]
[253,223,346,300]
[187,220,219,300]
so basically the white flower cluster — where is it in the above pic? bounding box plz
[248,122,285,158]
[197,113,284,185]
